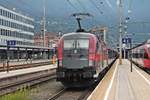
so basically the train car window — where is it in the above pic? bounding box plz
[139,48,144,58]
[132,50,138,58]
[144,52,149,59]
[136,50,139,58]
[96,42,99,52]
[96,42,98,49]
[135,53,137,58]
[132,53,135,58]
[131,50,134,58]
[134,53,136,58]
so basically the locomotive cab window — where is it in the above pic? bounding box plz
[64,39,89,49]
[77,39,89,49]
[63,40,76,49]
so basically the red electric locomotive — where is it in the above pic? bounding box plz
[132,39,150,70]
[56,32,117,87]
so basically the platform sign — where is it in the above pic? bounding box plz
[122,37,132,44]
[7,40,16,46]
[122,37,133,72]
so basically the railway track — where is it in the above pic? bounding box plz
[0,61,52,72]
[48,81,96,100]
[0,68,56,96]
[47,59,117,100]
[48,88,93,100]
[48,81,98,100]
[48,88,67,100]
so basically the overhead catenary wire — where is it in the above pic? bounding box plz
[67,0,106,29]
[88,0,107,25]
[88,0,103,15]
[12,0,41,17]
[76,0,88,13]
[104,0,113,9]
[66,0,80,12]
[107,33,118,49]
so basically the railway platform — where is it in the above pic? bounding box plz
[0,63,57,79]
[0,59,51,68]
[88,59,150,100]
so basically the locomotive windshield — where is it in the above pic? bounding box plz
[63,38,89,69]
[64,39,89,49]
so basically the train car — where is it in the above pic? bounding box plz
[56,32,117,87]
[132,39,150,70]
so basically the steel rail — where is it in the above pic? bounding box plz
[0,70,56,96]
[48,88,67,100]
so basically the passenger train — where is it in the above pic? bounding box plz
[56,32,118,87]
[131,39,150,70]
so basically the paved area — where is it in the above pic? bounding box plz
[88,59,150,100]
[0,63,56,79]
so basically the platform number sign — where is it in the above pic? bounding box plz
[7,40,16,46]
[122,38,131,44]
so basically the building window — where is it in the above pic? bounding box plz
[0,9,2,15]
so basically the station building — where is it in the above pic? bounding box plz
[34,32,59,59]
[34,32,59,48]
[0,5,34,46]
[0,5,50,61]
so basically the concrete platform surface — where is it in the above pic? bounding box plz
[0,59,51,67]
[88,59,150,100]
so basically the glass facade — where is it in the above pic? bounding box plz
[0,19,34,33]
[0,8,34,25]
[0,5,34,46]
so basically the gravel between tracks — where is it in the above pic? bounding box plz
[27,80,64,100]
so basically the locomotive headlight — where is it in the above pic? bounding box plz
[89,60,93,66]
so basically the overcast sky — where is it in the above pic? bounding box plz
[1,0,150,23]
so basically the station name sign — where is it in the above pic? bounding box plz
[122,37,132,44]
[7,40,16,46]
